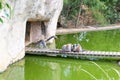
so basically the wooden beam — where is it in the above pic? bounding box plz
[56,25,120,35]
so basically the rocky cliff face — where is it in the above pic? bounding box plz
[0,0,63,72]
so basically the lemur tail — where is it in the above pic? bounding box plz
[45,36,57,42]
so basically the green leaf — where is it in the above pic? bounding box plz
[0,18,3,23]
[6,3,10,9]
[0,2,2,9]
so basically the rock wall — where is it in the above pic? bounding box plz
[0,0,63,72]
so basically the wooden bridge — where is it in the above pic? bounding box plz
[25,47,120,60]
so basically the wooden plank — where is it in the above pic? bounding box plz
[25,47,120,59]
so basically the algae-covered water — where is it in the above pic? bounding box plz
[25,56,120,80]
[0,56,119,80]
[0,29,120,80]
[56,29,120,51]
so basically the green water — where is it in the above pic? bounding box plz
[0,56,120,80]
[56,29,120,51]
[0,29,120,80]
[25,56,120,80]
[0,59,24,80]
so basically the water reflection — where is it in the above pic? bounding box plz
[78,32,87,42]
[1,29,120,80]
[0,59,25,80]
[25,55,120,80]
[0,56,119,80]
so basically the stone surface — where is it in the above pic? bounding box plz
[0,0,63,72]
[30,21,44,42]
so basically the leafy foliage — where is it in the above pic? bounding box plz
[0,2,2,9]
[62,0,120,26]
[0,17,3,23]
[0,0,11,23]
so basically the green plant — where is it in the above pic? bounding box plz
[62,0,81,20]
[62,0,120,26]
[0,0,11,23]
[103,0,119,23]
[84,0,108,25]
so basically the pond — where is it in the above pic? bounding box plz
[56,29,120,51]
[0,29,120,80]
[25,56,120,80]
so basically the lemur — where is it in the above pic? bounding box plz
[62,44,82,52]
[36,36,57,48]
